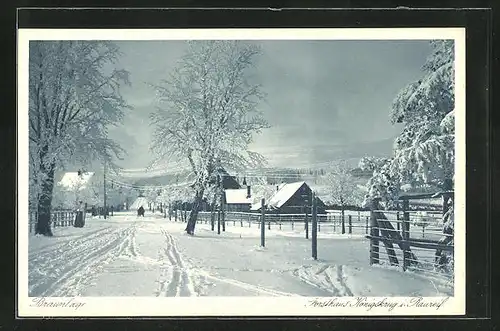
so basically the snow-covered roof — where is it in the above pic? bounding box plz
[225,189,252,205]
[58,172,94,190]
[250,202,261,211]
[268,181,306,209]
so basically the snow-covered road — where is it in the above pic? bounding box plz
[28,212,453,297]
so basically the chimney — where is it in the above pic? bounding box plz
[246,185,251,199]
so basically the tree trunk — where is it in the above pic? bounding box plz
[374,210,418,266]
[381,241,399,265]
[185,188,204,235]
[35,161,55,236]
[184,204,188,223]
[210,203,215,231]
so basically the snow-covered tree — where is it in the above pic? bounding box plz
[250,176,280,206]
[51,183,73,210]
[142,186,159,210]
[56,181,82,210]
[149,41,269,235]
[358,156,390,174]
[29,41,131,236]
[325,160,363,233]
[366,40,455,207]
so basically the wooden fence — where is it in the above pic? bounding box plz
[29,209,77,234]
[195,210,372,235]
[366,192,454,280]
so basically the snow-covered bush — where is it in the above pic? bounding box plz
[436,204,454,274]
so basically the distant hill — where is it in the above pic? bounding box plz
[132,171,192,187]
[127,164,375,188]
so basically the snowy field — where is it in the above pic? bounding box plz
[28,212,453,297]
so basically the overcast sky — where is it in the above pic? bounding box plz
[107,40,432,171]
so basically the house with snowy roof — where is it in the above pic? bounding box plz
[224,186,253,212]
[58,171,95,191]
[251,181,326,214]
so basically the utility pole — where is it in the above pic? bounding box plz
[305,194,309,240]
[260,198,265,247]
[103,161,107,219]
[311,191,318,260]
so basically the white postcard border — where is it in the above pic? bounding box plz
[17,27,466,317]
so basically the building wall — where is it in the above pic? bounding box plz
[226,203,251,212]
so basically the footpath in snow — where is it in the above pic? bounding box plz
[28,212,453,297]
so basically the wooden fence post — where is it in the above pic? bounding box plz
[260,198,265,247]
[341,211,346,234]
[211,206,215,231]
[305,209,309,239]
[217,209,221,235]
[365,216,369,234]
[348,215,352,234]
[311,193,318,260]
[402,199,410,271]
[221,193,226,232]
[370,199,380,265]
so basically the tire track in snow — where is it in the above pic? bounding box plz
[168,234,196,297]
[163,232,181,297]
[28,227,120,295]
[29,226,135,297]
[47,227,136,297]
[158,229,300,297]
[194,269,301,297]
[154,248,171,297]
[29,226,114,261]
[114,223,138,259]
[158,228,196,297]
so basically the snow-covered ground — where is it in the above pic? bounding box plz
[28,212,453,297]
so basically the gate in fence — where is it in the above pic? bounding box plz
[367,191,454,279]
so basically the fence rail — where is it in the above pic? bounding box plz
[195,211,373,234]
[194,210,448,238]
